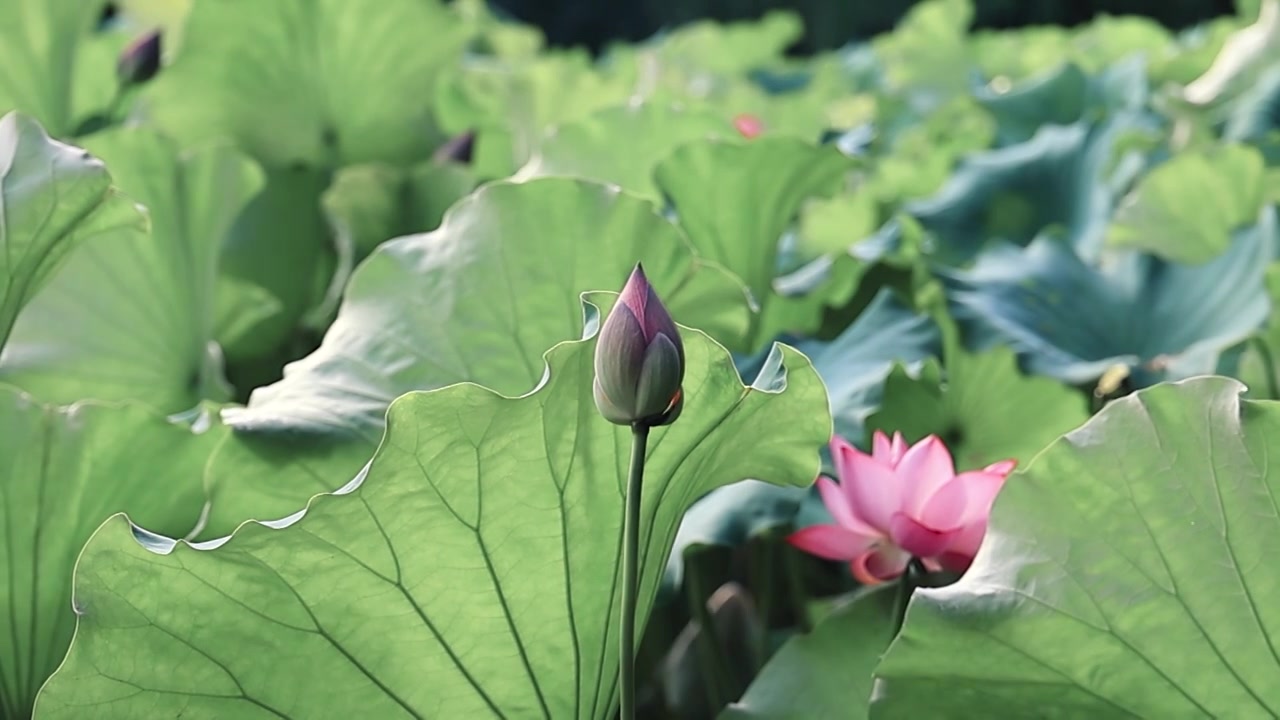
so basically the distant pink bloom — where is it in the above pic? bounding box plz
[733,114,764,139]
[788,431,1016,585]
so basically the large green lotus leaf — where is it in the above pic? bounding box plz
[228,177,748,435]
[945,207,1274,387]
[0,388,218,719]
[515,103,731,204]
[721,586,897,720]
[434,52,633,178]
[872,376,1280,718]
[0,113,145,352]
[34,326,831,720]
[0,0,103,136]
[868,346,1089,471]
[653,138,854,346]
[1107,144,1265,264]
[201,179,750,536]
[141,0,468,167]
[0,127,261,412]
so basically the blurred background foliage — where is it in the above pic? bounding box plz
[491,0,1245,54]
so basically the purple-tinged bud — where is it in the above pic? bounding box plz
[117,31,162,87]
[594,263,685,428]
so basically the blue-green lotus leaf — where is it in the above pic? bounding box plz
[974,64,1089,145]
[1224,64,1280,146]
[796,288,940,440]
[943,207,1275,386]
[906,116,1146,264]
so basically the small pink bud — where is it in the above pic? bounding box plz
[117,31,162,87]
[733,114,764,139]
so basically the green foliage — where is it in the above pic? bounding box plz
[0,2,1278,718]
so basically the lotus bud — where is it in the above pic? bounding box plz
[117,31,162,88]
[594,263,685,428]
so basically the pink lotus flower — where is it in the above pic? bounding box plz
[788,431,1016,585]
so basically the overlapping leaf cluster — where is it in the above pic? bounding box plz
[2,0,1280,717]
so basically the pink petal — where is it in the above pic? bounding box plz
[873,430,909,465]
[836,442,902,532]
[897,435,958,515]
[917,478,970,531]
[872,430,893,462]
[888,512,963,559]
[951,470,1010,527]
[943,520,988,564]
[983,459,1018,475]
[816,476,880,537]
[787,524,877,562]
[889,432,908,465]
[851,544,911,585]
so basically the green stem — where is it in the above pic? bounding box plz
[620,424,649,720]
[891,558,927,636]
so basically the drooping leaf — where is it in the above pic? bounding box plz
[1107,144,1265,264]
[721,586,898,720]
[867,346,1090,471]
[872,376,1280,718]
[141,0,469,167]
[0,0,104,135]
[944,208,1274,387]
[35,322,831,720]
[0,127,261,412]
[653,137,854,346]
[202,178,750,536]
[0,113,145,353]
[0,389,218,720]
[516,103,730,204]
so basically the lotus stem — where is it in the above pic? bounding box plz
[620,424,649,720]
